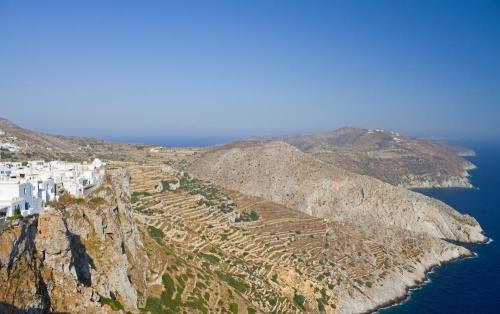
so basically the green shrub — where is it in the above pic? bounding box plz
[7,213,22,221]
[229,303,238,314]
[293,292,306,310]
[147,226,165,244]
[317,298,326,313]
[131,191,151,203]
[235,210,259,222]
[215,271,248,293]
[98,295,124,311]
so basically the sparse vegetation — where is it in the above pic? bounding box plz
[159,180,178,191]
[147,226,165,244]
[88,196,106,208]
[229,303,238,314]
[99,295,124,311]
[199,252,220,264]
[131,191,151,203]
[46,194,84,210]
[7,207,22,221]
[293,291,306,310]
[216,271,248,293]
[235,210,259,222]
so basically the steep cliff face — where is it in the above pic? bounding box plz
[189,140,486,244]
[0,169,148,313]
[0,218,50,313]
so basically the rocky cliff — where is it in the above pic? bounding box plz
[188,140,486,243]
[0,169,148,313]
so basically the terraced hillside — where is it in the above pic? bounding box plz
[189,140,485,243]
[119,162,473,313]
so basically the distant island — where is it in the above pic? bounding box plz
[0,118,487,313]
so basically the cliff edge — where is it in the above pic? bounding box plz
[0,169,148,313]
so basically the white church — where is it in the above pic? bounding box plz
[0,159,105,218]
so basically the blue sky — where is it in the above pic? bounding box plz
[0,0,499,141]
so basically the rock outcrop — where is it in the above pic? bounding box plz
[0,169,148,313]
[189,140,486,243]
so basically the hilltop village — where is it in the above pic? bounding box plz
[0,158,105,218]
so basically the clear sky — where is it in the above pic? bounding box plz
[1,0,499,141]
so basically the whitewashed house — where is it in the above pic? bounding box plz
[0,178,41,217]
[30,177,57,203]
[0,165,11,177]
[0,158,105,218]
[0,143,21,152]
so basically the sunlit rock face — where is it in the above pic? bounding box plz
[0,169,148,313]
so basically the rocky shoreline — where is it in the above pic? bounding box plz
[400,173,475,189]
[369,253,474,314]
[363,235,489,314]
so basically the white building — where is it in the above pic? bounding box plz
[0,158,105,218]
[0,165,11,177]
[0,143,20,152]
[0,179,41,217]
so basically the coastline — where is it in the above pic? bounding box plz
[366,233,490,314]
[401,175,475,190]
[400,156,477,190]
[365,250,477,314]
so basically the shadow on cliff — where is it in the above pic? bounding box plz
[5,219,53,312]
[0,301,69,314]
[0,302,38,314]
[6,220,37,275]
[66,231,95,287]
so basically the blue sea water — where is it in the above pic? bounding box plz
[381,141,500,314]
[102,134,242,147]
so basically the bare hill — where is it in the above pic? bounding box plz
[0,117,85,159]
[188,140,485,243]
[278,127,476,188]
[0,117,203,163]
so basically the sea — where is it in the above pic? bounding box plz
[381,141,500,314]
[103,135,244,148]
[111,136,500,313]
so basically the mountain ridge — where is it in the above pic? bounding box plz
[276,127,475,188]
